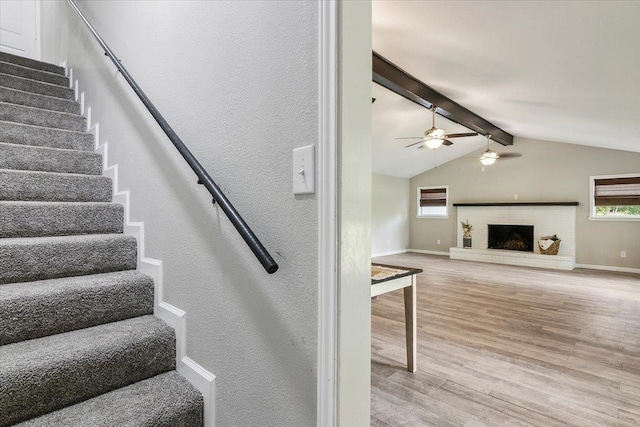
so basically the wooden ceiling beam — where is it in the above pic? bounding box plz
[372,51,513,146]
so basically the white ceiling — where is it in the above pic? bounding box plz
[372,1,640,178]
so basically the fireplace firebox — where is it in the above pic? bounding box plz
[488,225,534,252]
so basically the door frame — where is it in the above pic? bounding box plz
[317,1,373,426]
[317,0,338,425]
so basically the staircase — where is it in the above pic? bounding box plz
[0,52,203,426]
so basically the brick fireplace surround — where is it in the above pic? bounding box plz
[450,202,578,270]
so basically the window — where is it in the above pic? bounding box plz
[590,174,640,220]
[417,186,448,218]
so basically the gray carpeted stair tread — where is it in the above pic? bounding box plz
[0,169,112,202]
[0,201,123,238]
[0,86,80,114]
[0,102,85,132]
[0,52,65,76]
[0,142,102,175]
[0,271,153,345]
[0,61,68,87]
[0,233,137,284]
[0,73,74,100]
[15,371,204,427]
[0,315,175,426]
[0,120,94,151]
[0,51,204,425]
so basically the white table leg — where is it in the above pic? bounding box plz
[403,275,417,372]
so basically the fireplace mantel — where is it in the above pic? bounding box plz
[453,202,579,207]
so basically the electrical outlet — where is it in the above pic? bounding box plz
[621,251,627,258]
[514,194,519,200]
[437,239,441,245]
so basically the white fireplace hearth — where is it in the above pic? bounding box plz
[450,202,578,270]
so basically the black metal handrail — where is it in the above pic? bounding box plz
[67,0,278,274]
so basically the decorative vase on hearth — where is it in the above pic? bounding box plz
[461,220,473,248]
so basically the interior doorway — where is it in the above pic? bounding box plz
[0,0,40,59]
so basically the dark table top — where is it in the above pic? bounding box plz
[371,263,423,285]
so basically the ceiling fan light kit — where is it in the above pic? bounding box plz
[424,138,444,149]
[426,127,446,139]
[479,134,499,165]
[480,149,499,165]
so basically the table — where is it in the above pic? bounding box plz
[371,263,422,372]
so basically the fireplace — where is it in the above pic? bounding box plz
[488,225,534,252]
[452,204,577,270]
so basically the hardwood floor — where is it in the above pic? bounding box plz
[371,252,640,427]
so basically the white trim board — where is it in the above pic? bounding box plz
[575,264,640,275]
[317,2,338,426]
[371,249,407,258]
[74,76,216,427]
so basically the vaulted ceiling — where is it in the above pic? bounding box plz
[372,1,640,178]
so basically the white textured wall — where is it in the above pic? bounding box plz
[371,174,409,256]
[40,0,68,65]
[42,1,319,425]
[410,137,640,270]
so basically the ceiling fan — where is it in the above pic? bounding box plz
[479,134,522,165]
[397,106,478,149]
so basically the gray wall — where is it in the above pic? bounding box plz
[372,174,409,256]
[42,1,319,425]
[410,137,640,269]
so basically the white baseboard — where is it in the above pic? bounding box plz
[77,77,216,426]
[371,249,407,258]
[575,263,640,274]
[407,249,450,256]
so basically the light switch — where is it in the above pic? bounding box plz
[293,145,315,195]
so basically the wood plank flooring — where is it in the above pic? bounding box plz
[371,252,640,426]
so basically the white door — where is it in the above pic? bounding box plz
[0,0,39,59]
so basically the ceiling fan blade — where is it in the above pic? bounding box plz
[404,140,425,148]
[395,137,424,140]
[444,132,478,138]
[497,153,523,159]
[442,139,453,146]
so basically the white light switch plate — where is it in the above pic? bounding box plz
[293,145,315,195]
